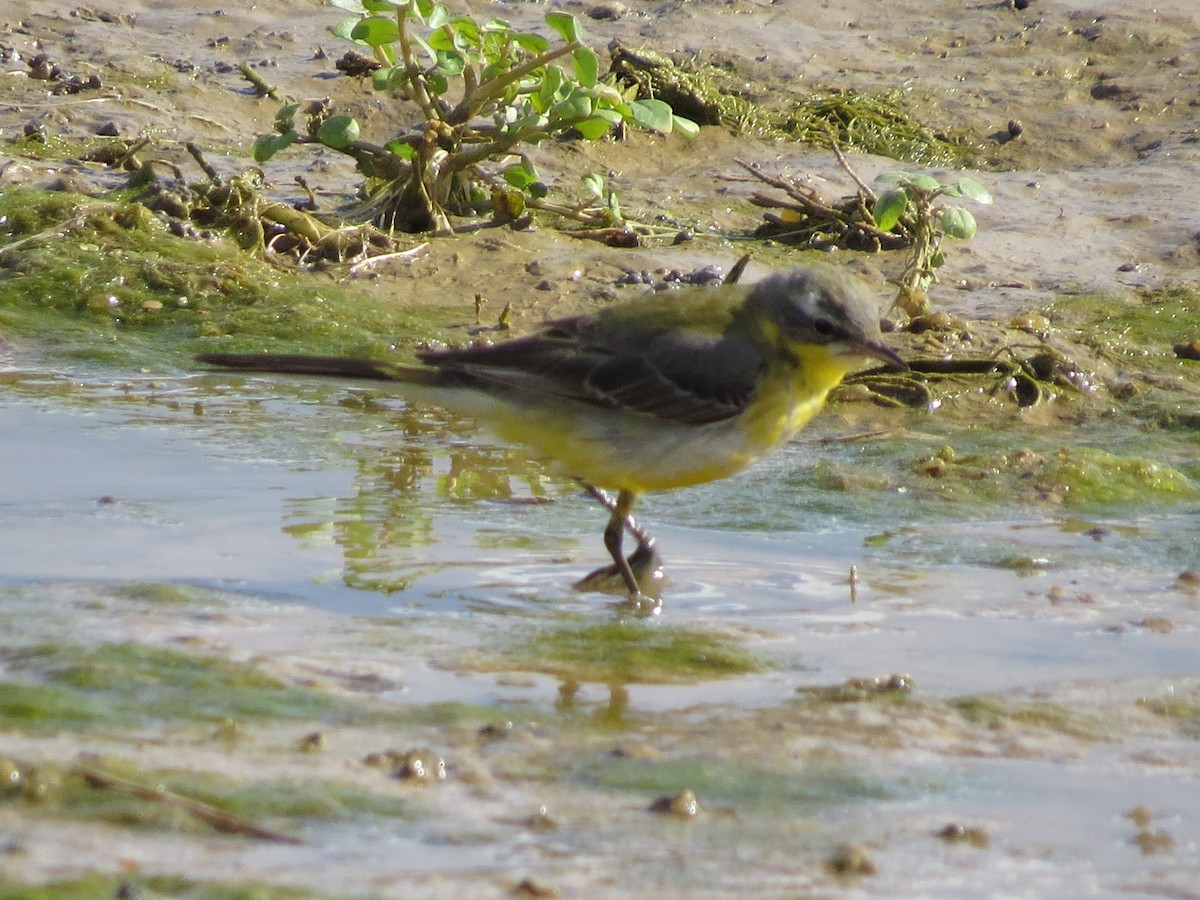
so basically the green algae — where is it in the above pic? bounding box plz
[112,581,232,606]
[950,695,1111,742]
[782,90,977,167]
[1040,446,1196,507]
[575,754,892,812]
[789,435,1197,537]
[0,757,412,830]
[0,187,455,369]
[504,621,760,684]
[1137,694,1200,739]
[1,133,138,165]
[608,44,976,165]
[1048,287,1200,355]
[0,642,352,732]
[900,444,1196,511]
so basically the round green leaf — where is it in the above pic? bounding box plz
[538,65,564,107]
[575,116,613,140]
[629,98,673,134]
[872,189,908,232]
[273,102,300,131]
[385,138,417,161]
[877,171,939,193]
[672,115,700,138]
[252,130,296,163]
[544,12,580,43]
[590,82,624,107]
[450,16,480,45]
[372,65,407,92]
[513,32,550,54]
[572,47,599,88]
[332,17,361,42]
[426,28,454,52]
[502,159,538,189]
[427,3,450,28]
[581,172,604,199]
[940,206,977,240]
[317,115,360,149]
[956,177,994,205]
[551,91,593,122]
[350,16,400,47]
[436,49,465,77]
[426,68,448,95]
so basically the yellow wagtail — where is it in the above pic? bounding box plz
[197,265,903,607]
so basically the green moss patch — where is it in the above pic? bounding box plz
[575,754,892,812]
[0,187,455,369]
[0,642,350,732]
[782,90,977,167]
[1048,287,1200,355]
[950,695,1111,742]
[503,621,760,684]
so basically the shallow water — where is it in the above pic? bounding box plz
[2,351,1199,898]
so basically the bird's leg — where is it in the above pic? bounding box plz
[574,485,663,606]
[580,484,654,548]
[602,488,640,597]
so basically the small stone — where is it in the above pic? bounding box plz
[297,731,324,753]
[1137,617,1174,634]
[1127,805,1154,828]
[393,748,446,782]
[522,806,557,831]
[1174,570,1200,590]
[826,842,875,876]
[1133,829,1175,855]
[937,822,989,848]
[648,788,699,818]
[1010,312,1050,331]
[906,311,955,334]
[586,2,628,20]
[512,877,560,898]
[1173,339,1200,360]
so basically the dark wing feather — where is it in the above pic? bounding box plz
[419,315,765,425]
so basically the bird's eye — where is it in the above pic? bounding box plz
[812,317,837,338]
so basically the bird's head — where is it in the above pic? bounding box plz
[746,266,905,373]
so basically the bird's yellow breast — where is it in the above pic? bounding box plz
[740,342,855,450]
[425,340,857,495]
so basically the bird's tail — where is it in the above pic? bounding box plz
[195,353,436,385]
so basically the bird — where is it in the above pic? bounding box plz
[197,264,904,610]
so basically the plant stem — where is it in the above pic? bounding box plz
[450,40,582,123]
[394,6,442,123]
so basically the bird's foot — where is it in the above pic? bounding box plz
[574,539,664,611]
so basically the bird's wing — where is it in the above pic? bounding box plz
[420,314,766,426]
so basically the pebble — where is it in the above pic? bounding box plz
[586,2,628,20]
[1172,339,1200,360]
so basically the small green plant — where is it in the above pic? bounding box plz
[871,172,993,316]
[254,0,697,233]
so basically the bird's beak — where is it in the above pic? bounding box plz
[853,340,908,372]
